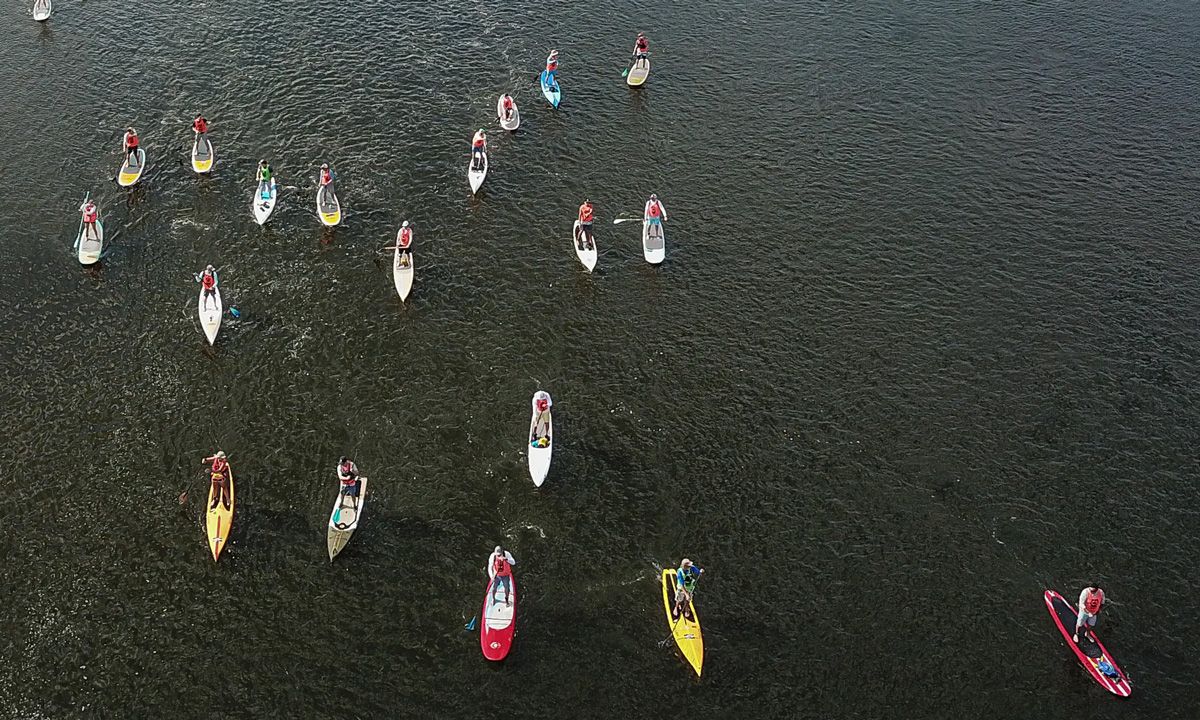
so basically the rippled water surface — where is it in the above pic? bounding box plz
[3,1,1200,717]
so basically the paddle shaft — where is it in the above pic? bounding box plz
[74,191,89,248]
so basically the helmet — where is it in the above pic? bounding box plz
[402,220,409,228]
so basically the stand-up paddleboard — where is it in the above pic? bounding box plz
[1043,590,1131,696]
[205,457,235,561]
[468,149,488,195]
[528,391,552,486]
[642,199,666,264]
[77,218,104,266]
[117,148,146,187]
[327,477,368,561]
[252,178,277,225]
[497,94,520,131]
[393,232,414,301]
[191,132,214,174]
[317,181,341,226]
[32,0,51,21]
[539,70,561,108]
[662,568,704,676]
[572,220,597,272]
[481,550,517,661]
[198,271,222,345]
[627,56,651,87]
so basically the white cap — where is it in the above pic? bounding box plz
[681,558,692,566]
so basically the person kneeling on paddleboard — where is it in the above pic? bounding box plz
[545,50,560,83]
[646,194,667,238]
[490,546,514,607]
[577,199,595,249]
[80,199,99,240]
[471,130,487,171]
[501,94,515,121]
[672,559,702,621]
[203,451,231,510]
[631,32,649,65]
[1073,584,1104,643]
[192,114,209,135]
[123,127,140,164]
[337,456,361,510]
[397,221,414,268]
[198,265,218,308]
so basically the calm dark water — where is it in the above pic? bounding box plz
[3,0,1200,717]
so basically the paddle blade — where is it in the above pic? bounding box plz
[622,67,630,77]
[465,616,477,631]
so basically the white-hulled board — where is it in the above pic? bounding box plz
[327,477,368,560]
[78,219,104,265]
[528,391,553,486]
[253,178,277,225]
[199,282,222,345]
[573,220,597,272]
[497,95,520,131]
[469,151,488,194]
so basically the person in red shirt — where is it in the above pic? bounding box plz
[631,32,649,67]
[79,199,99,240]
[122,127,140,164]
[490,546,514,606]
[198,265,218,309]
[202,451,231,510]
[471,129,487,171]
[192,114,208,135]
[396,221,414,268]
[577,198,595,249]
[500,94,515,122]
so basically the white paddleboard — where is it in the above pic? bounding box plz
[627,57,651,86]
[573,220,597,272]
[642,200,666,264]
[327,477,368,560]
[497,94,520,131]
[77,219,104,266]
[393,230,414,301]
[32,0,51,21]
[469,150,488,195]
[252,178,277,225]
[191,133,214,174]
[528,391,553,486]
[198,275,222,345]
[317,182,341,226]
[117,148,146,188]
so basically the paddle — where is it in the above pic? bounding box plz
[613,218,641,224]
[465,615,477,632]
[73,191,89,249]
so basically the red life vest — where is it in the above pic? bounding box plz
[320,169,332,185]
[636,39,649,53]
[202,273,215,290]
[1084,589,1103,614]
[124,133,139,149]
[399,228,413,247]
[536,398,549,412]
[503,96,513,109]
[493,556,512,577]
[546,59,558,72]
[194,118,208,133]
[579,204,594,223]
[647,202,661,219]
[83,206,97,223]
[472,134,486,148]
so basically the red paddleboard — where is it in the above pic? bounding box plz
[1043,590,1131,696]
[481,572,517,661]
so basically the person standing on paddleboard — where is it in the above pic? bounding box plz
[202,451,231,510]
[257,160,272,184]
[471,129,487,171]
[500,94,515,122]
[123,127,140,164]
[545,49,560,83]
[646,194,668,238]
[672,559,702,621]
[397,221,414,268]
[531,393,552,447]
[490,546,514,607]
[319,163,334,187]
[198,265,218,309]
[631,32,649,66]
[577,199,595,248]
[1074,584,1105,643]
[80,199,99,240]
[337,456,361,510]
[192,114,209,135]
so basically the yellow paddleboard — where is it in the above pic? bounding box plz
[191,133,214,174]
[661,569,703,676]
[205,460,235,561]
[118,149,146,187]
[627,57,650,87]
[318,183,341,227]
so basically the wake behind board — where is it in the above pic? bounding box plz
[1043,590,1131,696]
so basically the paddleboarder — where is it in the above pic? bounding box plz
[646,193,668,240]
[192,114,209,135]
[545,49,560,83]
[531,392,552,447]
[1073,583,1105,643]
[489,546,514,607]
[197,265,218,309]
[336,456,361,511]
[500,94,516,122]
[577,199,595,249]
[630,32,650,67]
[202,451,231,510]
[257,160,272,185]
[122,127,140,164]
[671,559,703,621]
[79,199,99,240]
[396,221,413,268]
[319,163,334,187]
[471,129,487,171]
